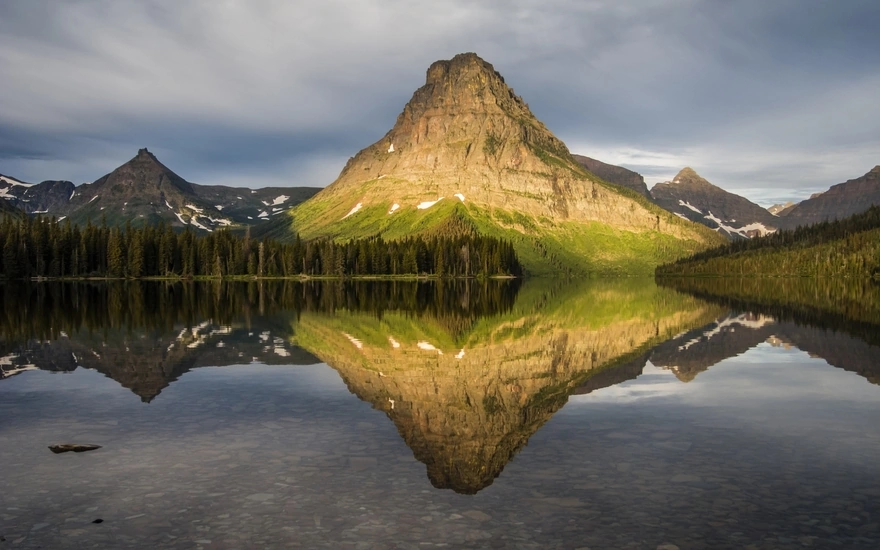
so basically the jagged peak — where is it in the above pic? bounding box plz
[426,52,503,85]
[134,147,161,163]
[401,52,535,125]
[674,167,700,180]
[670,167,715,187]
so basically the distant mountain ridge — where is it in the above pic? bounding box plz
[776,165,880,229]
[571,155,652,199]
[0,150,320,231]
[650,167,778,238]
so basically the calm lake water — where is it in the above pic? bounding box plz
[1,280,879,549]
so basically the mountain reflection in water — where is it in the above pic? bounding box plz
[2,278,879,495]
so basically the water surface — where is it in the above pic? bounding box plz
[1,280,878,549]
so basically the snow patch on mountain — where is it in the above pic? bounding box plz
[678,200,702,214]
[388,203,400,214]
[417,198,443,210]
[271,195,289,206]
[704,212,775,238]
[343,203,363,219]
[454,193,465,202]
[0,175,33,187]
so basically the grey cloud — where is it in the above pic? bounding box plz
[1,0,878,202]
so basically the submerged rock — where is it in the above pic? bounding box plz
[48,444,102,454]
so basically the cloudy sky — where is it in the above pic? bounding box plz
[1,0,878,206]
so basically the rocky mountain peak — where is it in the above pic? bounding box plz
[383,52,558,158]
[871,165,880,174]
[103,148,194,195]
[671,167,708,186]
[652,168,778,239]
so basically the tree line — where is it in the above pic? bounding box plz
[657,205,880,278]
[0,279,522,345]
[0,216,522,279]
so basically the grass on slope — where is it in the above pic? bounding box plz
[291,195,713,277]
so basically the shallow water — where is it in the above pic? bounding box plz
[1,280,879,549]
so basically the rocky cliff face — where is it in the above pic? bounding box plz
[651,168,778,239]
[290,53,722,275]
[572,155,652,200]
[778,166,880,229]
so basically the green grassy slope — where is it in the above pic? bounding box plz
[288,191,718,277]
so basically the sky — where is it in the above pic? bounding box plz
[1,0,879,206]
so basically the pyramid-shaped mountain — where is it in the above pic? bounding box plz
[288,53,723,276]
[52,149,319,230]
[651,167,778,239]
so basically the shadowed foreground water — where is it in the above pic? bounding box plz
[1,280,879,549]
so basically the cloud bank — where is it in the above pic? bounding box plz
[1,0,878,203]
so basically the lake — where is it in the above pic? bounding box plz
[1,280,879,549]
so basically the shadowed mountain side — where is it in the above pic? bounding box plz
[292,280,722,494]
[572,155,652,200]
[779,166,880,229]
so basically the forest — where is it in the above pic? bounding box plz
[657,205,880,278]
[0,217,522,279]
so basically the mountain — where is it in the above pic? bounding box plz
[0,152,320,231]
[767,201,795,216]
[650,168,778,239]
[571,155,652,200]
[1,174,74,217]
[286,53,723,276]
[777,166,880,229]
